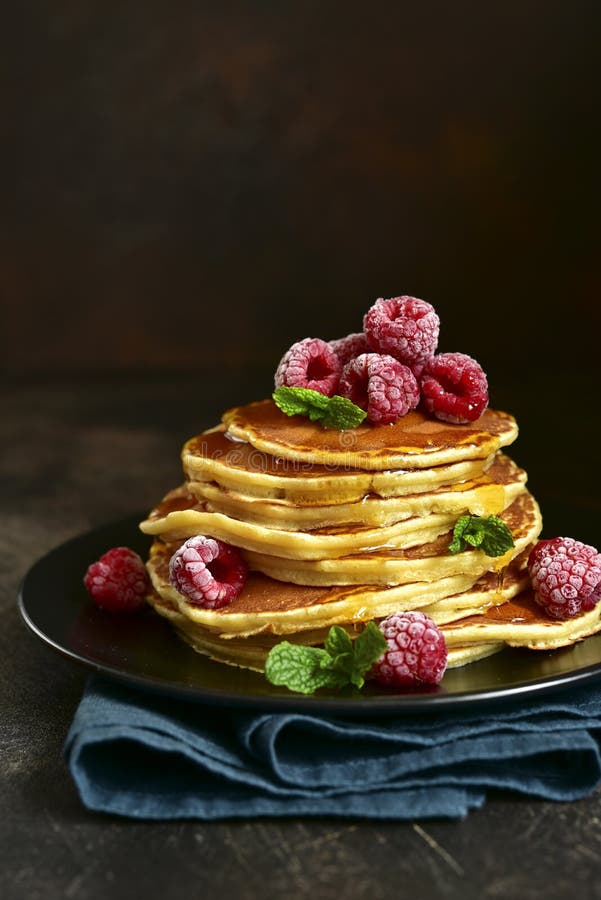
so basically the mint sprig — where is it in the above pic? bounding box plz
[272,386,367,430]
[448,514,515,557]
[264,622,386,694]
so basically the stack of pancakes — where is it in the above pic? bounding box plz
[139,398,601,674]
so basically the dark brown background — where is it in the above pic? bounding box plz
[2,0,600,378]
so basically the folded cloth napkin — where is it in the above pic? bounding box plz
[64,675,601,820]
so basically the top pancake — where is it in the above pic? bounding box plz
[222,400,518,470]
[183,426,497,504]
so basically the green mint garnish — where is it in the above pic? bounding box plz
[320,395,367,430]
[264,622,386,694]
[273,386,330,420]
[448,514,515,557]
[272,386,367,430]
[264,644,339,694]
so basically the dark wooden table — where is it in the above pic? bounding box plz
[4,368,601,900]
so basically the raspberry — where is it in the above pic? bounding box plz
[420,352,489,424]
[338,353,420,425]
[528,538,566,570]
[528,537,601,619]
[84,546,149,613]
[409,361,427,381]
[169,535,248,609]
[371,611,448,687]
[328,332,370,367]
[364,296,440,366]
[275,337,342,397]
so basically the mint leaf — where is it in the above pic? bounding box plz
[264,643,336,694]
[324,624,354,660]
[264,622,387,694]
[350,621,387,688]
[320,395,367,429]
[448,514,515,557]
[448,515,481,553]
[272,386,366,430]
[272,386,329,420]
[323,626,355,682]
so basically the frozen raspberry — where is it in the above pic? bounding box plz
[169,535,248,609]
[338,353,420,425]
[364,296,440,367]
[275,337,342,397]
[528,537,601,619]
[84,546,149,613]
[409,361,426,381]
[420,352,488,424]
[328,332,370,367]
[529,537,601,569]
[371,611,448,687]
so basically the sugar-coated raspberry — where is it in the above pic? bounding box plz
[169,535,248,609]
[409,361,426,381]
[338,353,420,425]
[84,546,149,613]
[364,296,440,366]
[328,332,370,367]
[371,611,448,687]
[274,337,342,397]
[420,352,489,424]
[528,537,601,619]
[528,537,601,569]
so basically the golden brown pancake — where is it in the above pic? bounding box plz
[442,588,601,651]
[140,484,470,557]
[243,492,541,585]
[222,400,518,470]
[147,574,601,673]
[146,537,485,637]
[188,453,526,530]
[140,454,530,560]
[182,425,497,503]
[145,555,530,667]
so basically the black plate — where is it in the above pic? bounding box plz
[18,513,601,715]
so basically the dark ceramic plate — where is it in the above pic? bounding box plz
[18,513,601,715]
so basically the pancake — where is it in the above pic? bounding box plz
[243,492,541,585]
[175,627,507,671]
[145,555,530,666]
[188,453,526,530]
[222,401,518,470]
[442,588,601,651]
[141,453,529,559]
[146,537,483,637]
[182,426,497,504]
[140,485,474,557]
[148,572,601,673]
[446,643,506,667]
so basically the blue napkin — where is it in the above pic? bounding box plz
[64,675,601,820]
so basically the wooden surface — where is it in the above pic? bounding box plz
[3,369,601,900]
